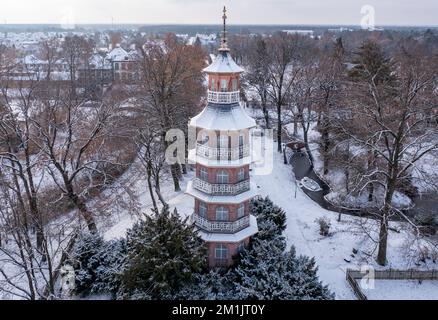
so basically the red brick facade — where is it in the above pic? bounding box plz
[208,73,241,91]
[206,238,250,267]
[194,199,249,221]
[195,164,249,184]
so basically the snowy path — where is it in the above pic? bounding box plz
[252,148,357,299]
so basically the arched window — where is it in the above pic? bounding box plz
[220,79,227,91]
[215,244,228,259]
[219,135,228,148]
[237,168,245,182]
[199,202,207,217]
[200,167,208,181]
[232,78,238,91]
[216,206,229,221]
[239,133,244,146]
[237,203,245,218]
[216,170,229,184]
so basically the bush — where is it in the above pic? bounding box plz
[315,217,331,237]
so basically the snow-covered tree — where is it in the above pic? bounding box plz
[70,233,126,297]
[250,196,286,239]
[118,207,207,299]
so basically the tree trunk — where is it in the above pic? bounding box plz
[377,179,397,266]
[277,104,282,152]
[377,211,389,266]
[261,96,270,129]
[66,183,97,233]
[302,127,314,168]
[146,164,158,212]
[170,163,181,192]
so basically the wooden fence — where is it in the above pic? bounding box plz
[346,268,438,300]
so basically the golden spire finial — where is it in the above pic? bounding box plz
[219,6,229,52]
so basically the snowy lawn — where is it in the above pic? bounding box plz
[99,134,437,300]
[363,280,438,300]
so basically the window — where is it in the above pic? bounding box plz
[216,170,229,184]
[237,241,245,253]
[238,168,245,182]
[216,206,229,221]
[215,244,228,259]
[239,134,244,146]
[199,202,207,217]
[220,79,227,91]
[237,203,245,218]
[200,167,208,181]
[114,63,119,70]
[219,135,228,148]
[211,78,216,91]
[232,79,238,91]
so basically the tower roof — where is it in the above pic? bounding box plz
[189,102,255,130]
[203,51,244,74]
[203,6,244,74]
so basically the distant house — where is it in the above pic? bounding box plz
[77,53,113,85]
[105,45,139,83]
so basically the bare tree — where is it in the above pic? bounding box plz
[337,40,438,265]
[135,34,205,191]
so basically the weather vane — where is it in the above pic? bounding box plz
[220,6,229,51]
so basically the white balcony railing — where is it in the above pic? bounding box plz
[196,144,249,160]
[193,178,250,195]
[193,214,250,233]
[207,90,240,104]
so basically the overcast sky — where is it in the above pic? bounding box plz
[1,0,437,26]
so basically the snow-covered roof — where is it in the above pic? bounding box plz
[203,51,244,74]
[23,54,44,65]
[89,54,112,69]
[189,102,256,131]
[106,46,129,61]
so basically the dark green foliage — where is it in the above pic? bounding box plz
[349,40,395,85]
[250,196,287,240]
[118,207,207,299]
[71,233,127,297]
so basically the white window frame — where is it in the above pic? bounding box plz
[200,167,208,181]
[237,168,245,182]
[215,244,228,259]
[215,206,229,221]
[216,170,229,184]
[219,135,228,148]
[220,79,227,91]
[232,78,238,91]
[199,202,207,217]
[237,203,245,218]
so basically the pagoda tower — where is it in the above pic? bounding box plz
[186,7,258,268]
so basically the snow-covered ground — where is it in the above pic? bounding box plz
[363,280,438,300]
[99,131,437,300]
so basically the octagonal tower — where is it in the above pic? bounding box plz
[186,7,258,268]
